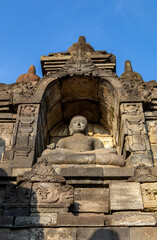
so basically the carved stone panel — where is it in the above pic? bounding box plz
[31,183,73,208]
[11,104,40,167]
[125,135,150,152]
[17,159,65,183]
[141,183,157,210]
[3,182,32,216]
[0,123,14,147]
[120,103,143,115]
[120,103,153,167]
[146,119,157,166]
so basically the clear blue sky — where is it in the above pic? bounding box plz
[0,0,157,84]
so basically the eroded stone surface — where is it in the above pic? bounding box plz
[110,182,143,210]
[0,229,30,240]
[105,212,156,226]
[57,213,104,226]
[76,227,130,240]
[15,213,57,226]
[130,227,157,240]
[74,187,109,213]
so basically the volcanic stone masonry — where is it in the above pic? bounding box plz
[0,36,157,239]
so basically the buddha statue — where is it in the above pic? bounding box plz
[41,116,124,166]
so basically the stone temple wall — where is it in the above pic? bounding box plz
[0,36,157,239]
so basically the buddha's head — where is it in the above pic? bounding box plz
[69,116,88,135]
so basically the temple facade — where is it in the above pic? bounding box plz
[0,36,157,239]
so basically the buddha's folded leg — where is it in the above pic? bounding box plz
[41,148,96,164]
[95,152,124,166]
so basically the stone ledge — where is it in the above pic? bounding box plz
[61,167,103,177]
[103,167,134,178]
[66,179,104,185]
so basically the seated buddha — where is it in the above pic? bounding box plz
[41,116,124,166]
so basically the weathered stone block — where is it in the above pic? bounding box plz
[0,229,30,240]
[74,187,109,213]
[0,216,13,226]
[77,227,130,240]
[3,209,29,216]
[141,183,157,210]
[110,182,143,210]
[103,167,134,178]
[130,227,157,240]
[15,213,57,226]
[73,200,108,213]
[30,227,77,240]
[45,228,76,240]
[57,213,104,226]
[105,212,156,226]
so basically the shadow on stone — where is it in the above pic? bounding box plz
[89,228,120,240]
[0,167,44,240]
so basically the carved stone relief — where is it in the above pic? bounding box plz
[141,183,157,210]
[17,159,65,183]
[120,103,153,167]
[120,103,143,115]
[11,104,40,167]
[31,183,73,208]
[0,123,14,147]
[146,120,157,166]
[128,164,157,182]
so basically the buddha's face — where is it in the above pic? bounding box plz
[69,116,88,135]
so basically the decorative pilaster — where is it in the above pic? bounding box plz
[120,103,153,167]
[10,104,40,167]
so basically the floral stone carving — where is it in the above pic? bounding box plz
[31,183,73,208]
[128,164,157,183]
[17,159,65,183]
[17,159,74,209]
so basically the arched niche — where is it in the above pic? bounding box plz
[40,74,121,150]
